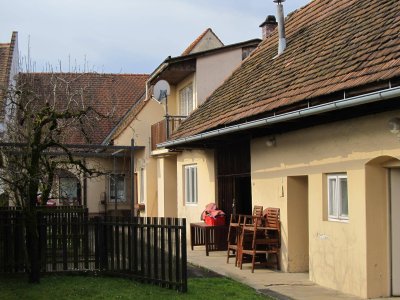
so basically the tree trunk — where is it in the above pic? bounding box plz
[25,207,40,283]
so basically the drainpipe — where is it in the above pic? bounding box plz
[158,86,400,148]
[274,0,286,55]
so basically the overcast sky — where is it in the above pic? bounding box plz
[0,0,310,74]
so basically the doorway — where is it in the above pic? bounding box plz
[390,168,400,296]
[216,140,252,219]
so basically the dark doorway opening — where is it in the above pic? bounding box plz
[216,140,252,220]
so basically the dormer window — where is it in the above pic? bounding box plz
[179,84,194,116]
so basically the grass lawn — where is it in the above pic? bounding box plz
[0,274,270,299]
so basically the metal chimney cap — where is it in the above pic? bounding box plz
[273,0,285,3]
[259,15,277,27]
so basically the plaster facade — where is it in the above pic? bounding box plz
[250,110,400,298]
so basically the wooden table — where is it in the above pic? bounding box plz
[190,222,228,256]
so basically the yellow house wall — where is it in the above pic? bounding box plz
[251,110,400,298]
[113,99,164,217]
[177,149,216,235]
[114,98,164,148]
[365,161,390,298]
[156,155,178,217]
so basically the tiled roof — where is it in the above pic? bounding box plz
[0,32,17,111]
[172,0,400,140]
[181,28,223,56]
[0,44,10,101]
[19,73,148,145]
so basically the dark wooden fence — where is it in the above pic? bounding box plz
[0,207,187,292]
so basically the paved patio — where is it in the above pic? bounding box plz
[187,247,370,300]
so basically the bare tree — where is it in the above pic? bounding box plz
[0,71,111,283]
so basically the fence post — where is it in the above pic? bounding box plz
[99,216,108,271]
[83,209,89,269]
[38,210,47,272]
[72,216,79,269]
[180,218,187,292]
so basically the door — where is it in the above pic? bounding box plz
[216,140,251,220]
[390,168,400,296]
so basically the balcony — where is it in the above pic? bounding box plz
[151,115,186,151]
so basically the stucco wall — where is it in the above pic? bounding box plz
[114,98,164,148]
[177,149,216,235]
[156,155,178,217]
[113,99,164,217]
[196,49,242,106]
[251,110,400,298]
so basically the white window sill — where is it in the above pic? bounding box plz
[328,218,349,223]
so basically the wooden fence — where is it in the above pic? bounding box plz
[0,208,187,292]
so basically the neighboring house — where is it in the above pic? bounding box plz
[8,71,148,216]
[159,0,400,298]
[108,28,260,218]
[0,32,19,134]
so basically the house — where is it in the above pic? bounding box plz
[108,28,260,218]
[4,68,149,215]
[0,32,19,135]
[158,0,400,298]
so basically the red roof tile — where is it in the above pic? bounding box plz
[18,73,148,145]
[0,32,17,114]
[172,0,400,140]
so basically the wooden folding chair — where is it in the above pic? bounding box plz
[237,207,281,272]
[226,205,263,265]
[226,214,245,265]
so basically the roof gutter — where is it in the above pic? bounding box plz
[158,86,400,148]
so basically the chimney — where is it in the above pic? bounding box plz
[274,0,286,55]
[259,15,277,39]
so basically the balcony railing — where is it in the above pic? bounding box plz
[151,115,186,151]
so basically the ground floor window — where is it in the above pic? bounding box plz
[184,165,197,204]
[327,173,348,221]
[59,177,78,199]
[110,174,125,202]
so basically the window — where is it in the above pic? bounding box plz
[110,174,125,202]
[184,165,198,204]
[59,177,78,200]
[327,174,348,221]
[179,84,194,116]
[139,168,145,204]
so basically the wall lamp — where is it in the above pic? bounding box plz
[388,117,400,138]
[266,136,276,147]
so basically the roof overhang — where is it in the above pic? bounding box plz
[148,39,261,86]
[159,85,400,149]
[0,143,145,158]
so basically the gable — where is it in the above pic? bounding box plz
[181,28,224,56]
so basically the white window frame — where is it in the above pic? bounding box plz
[179,83,194,116]
[184,165,198,205]
[327,173,349,221]
[109,174,126,203]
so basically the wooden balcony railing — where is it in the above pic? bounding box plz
[151,115,186,151]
